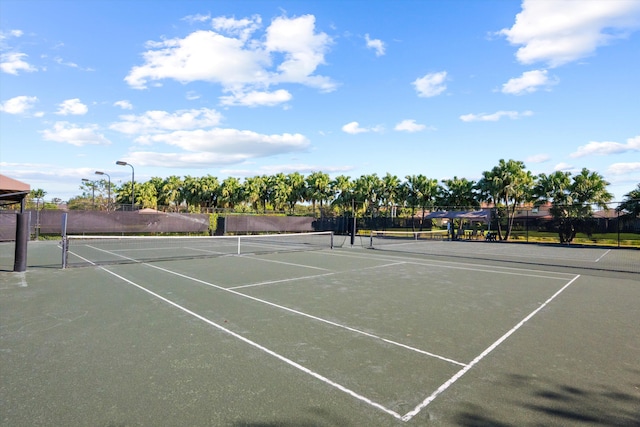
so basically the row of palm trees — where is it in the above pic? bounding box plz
[70,159,625,236]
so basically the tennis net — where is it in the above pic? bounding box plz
[62,231,334,268]
[368,230,639,276]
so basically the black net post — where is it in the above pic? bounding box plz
[13,211,30,272]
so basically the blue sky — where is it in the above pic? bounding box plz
[1,0,639,202]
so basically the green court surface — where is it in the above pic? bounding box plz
[1,240,639,426]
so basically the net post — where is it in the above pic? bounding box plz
[369,231,373,248]
[61,213,68,268]
[13,211,30,272]
[237,235,241,255]
[330,231,334,249]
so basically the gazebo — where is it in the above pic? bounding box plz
[0,174,31,271]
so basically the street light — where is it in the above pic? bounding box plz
[82,178,96,209]
[116,161,135,210]
[94,171,111,211]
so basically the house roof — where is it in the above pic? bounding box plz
[0,174,30,204]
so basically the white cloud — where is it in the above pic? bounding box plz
[0,95,38,114]
[526,153,551,163]
[341,121,383,134]
[110,108,223,135]
[394,119,426,133]
[570,135,640,158]
[124,129,310,167]
[182,13,212,24]
[125,14,335,105]
[554,162,575,172]
[56,98,88,115]
[222,164,353,176]
[0,52,37,75]
[219,89,292,107]
[459,110,533,122]
[114,100,133,110]
[607,162,640,175]
[41,122,111,146]
[499,0,640,67]
[413,71,447,97]
[501,69,557,95]
[365,34,385,56]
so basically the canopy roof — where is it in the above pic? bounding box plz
[424,209,491,222]
[0,174,30,204]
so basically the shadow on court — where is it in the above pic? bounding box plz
[455,372,640,426]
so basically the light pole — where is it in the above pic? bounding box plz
[82,178,96,209]
[116,161,135,211]
[95,171,111,211]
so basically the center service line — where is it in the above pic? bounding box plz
[97,265,405,421]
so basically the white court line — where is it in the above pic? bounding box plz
[595,249,611,263]
[322,249,573,281]
[146,262,467,367]
[401,274,581,422]
[238,255,331,271]
[75,245,465,366]
[95,265,405,421]
[229,272,336,290]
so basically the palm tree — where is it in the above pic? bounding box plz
[477,159,534,240]
[616,183,640,217]
[403,175,420,231]
[381,173,401,219]
[163,175,184,212]
[414,175,439,230]
[535,169,613,243]
[220,177,242,210]
[243,176,266,212]
[136,181,158,209]
[330,175,353,215]
[285,172,306,214]
[306,171,331,217]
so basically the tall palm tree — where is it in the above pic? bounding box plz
[285,172,306,214]
[535,169,613,243]
[381,173,401,219]
[220,177,242,210]
[477,159,534,240]
[306,171,331,216]
[163,175,184,212]
[330,175,353,215]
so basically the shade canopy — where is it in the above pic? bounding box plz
[0,174,30,205]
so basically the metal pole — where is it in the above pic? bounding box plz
[116,161,135,210]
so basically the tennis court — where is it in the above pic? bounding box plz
[1,235,639,426]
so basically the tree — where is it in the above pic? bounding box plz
[306,171,331,216]
[535,168,613,243]
[220,177,242,210]
[477,159,534,240]
[403,175,420,230]
[616,183,640,217]
[162,175,184,211]
[285,172,306,214]
[330,175,353,215]
[29,189,46,238]
[414,175,439,230]
[243,175,267,213]
[438,176,478,209]
[136,181,158,209]
[381,173,401,218]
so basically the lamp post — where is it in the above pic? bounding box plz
[94,171,111,211]
[82,178,96,209]
[116,161,135,211]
